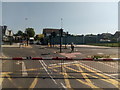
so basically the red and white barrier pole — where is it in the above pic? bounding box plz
[0,57,120,61]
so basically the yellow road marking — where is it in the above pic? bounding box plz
[24,68,43,71]
[64,66,100,89]
[51,68,101,89]
[76,64,119,88]
[48,62,119,88]
[5,74,19,88]
[65,65,119,88]
[76,64,100,89]
[0,72,12,86]
[65,63,119,88]
[62,67,73,89]
[29,73,40,88]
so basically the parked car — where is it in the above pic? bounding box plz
[36,41,41,45]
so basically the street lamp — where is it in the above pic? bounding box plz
[59,28,63,53]
[25,18,29,46]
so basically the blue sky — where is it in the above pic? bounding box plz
[2,2,118,35]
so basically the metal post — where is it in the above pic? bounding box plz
[60,36,62,53]
[65,32,68,49]
[59,28,63,53]
[61,59,62,72]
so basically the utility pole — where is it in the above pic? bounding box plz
[59,18,63,53]
[25,18,29,46]
[59,28,63,53]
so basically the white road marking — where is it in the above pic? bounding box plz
[49,64,57,66]
[97,53,104,54]
[98,62,118,69]
[61,82,66,89]
[49,61,79,67]
[16,61,21,65]
[49,61,118,79]
[78,62,117,79]
[48,61,78,67]
[22,61,28,77]
[41,60,47,67]
[109,74,118,76]
[39,60,57,85]
[58,61,78,65]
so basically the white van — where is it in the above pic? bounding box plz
[29,37,34,44]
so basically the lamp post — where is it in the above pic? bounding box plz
[59,28,63,53]
[25,18,29,46]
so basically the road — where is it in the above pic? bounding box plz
[1,44,120,89]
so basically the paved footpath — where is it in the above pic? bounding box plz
[1,43,32,48]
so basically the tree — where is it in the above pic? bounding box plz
[14,30,23,36]
[35,34,44,41]
[17,30,23,36]
[25,28,35,37]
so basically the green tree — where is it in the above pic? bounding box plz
[35,34,44,41]
[17,30,23,36]
[25,28,35,37]
[14,30,23,36]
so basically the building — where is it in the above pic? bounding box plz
[113,31,120,42]
[114,31,120,38]
[43,28,61,37]
[2,25,14,41]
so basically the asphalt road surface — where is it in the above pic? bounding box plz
[1,45,120,89]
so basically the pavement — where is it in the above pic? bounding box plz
[1,44,120,89]
[1,43,32,48]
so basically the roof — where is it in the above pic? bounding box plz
[114,31,120,38]
[43,28,60,34]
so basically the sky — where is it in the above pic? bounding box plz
[2,2,118,35]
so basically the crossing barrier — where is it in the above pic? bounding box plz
[12,57,23,60]
[1,57,119,78]
[1,57,120,61]
[32,57,43,60]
